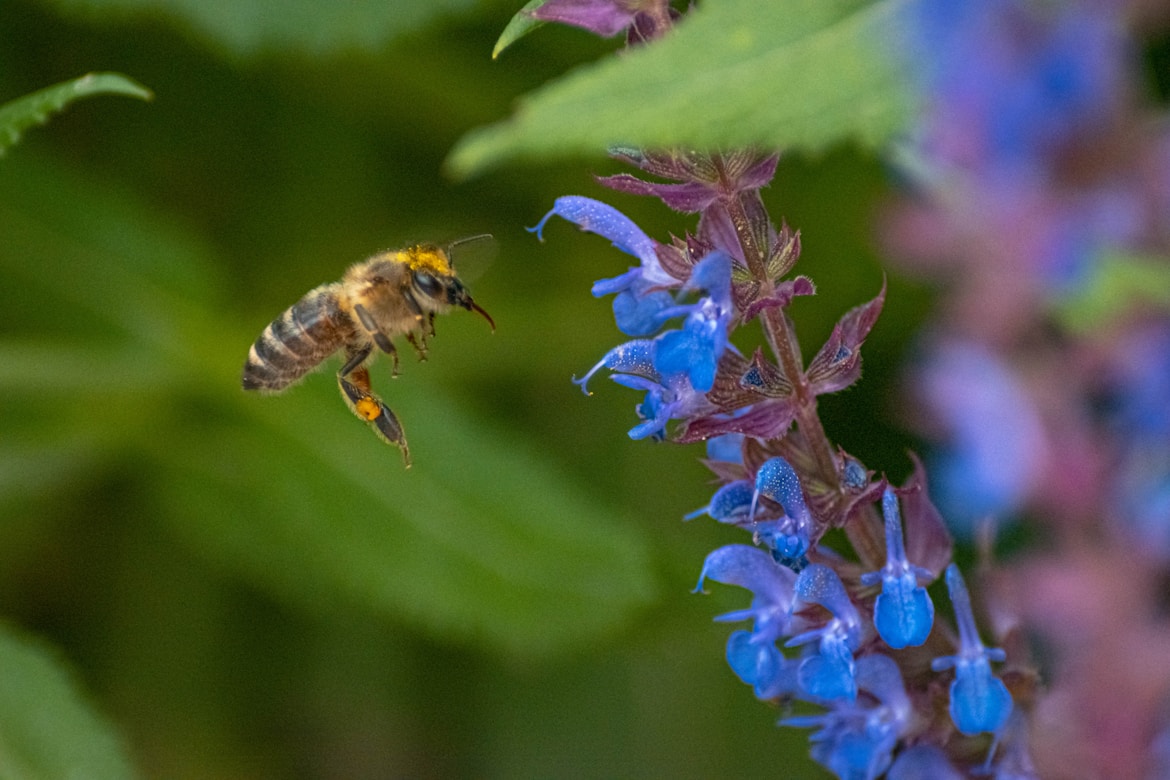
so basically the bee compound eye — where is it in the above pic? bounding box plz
[412,270,443,298]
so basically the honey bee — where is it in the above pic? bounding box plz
[241,239,494,466]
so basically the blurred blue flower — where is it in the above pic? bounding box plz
[931,564,1012,735]
[901,0,1135,290]
[1109,326,1170,558]
[912,0,1123,181]
[916,340,1046,535]
[860,489,935,648]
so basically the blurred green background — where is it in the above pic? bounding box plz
[0,1,928,777]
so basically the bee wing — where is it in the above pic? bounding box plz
[445,233,497,284]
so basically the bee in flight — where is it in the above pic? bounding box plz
[241,239,494,467]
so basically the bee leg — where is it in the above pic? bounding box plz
[353,303,400,376]
[375,332,400,376]
[338,346,411,466]
[401,290,429,332]
[406,332,428,362]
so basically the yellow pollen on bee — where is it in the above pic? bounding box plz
[401,245,453,276]
[355,397,382,421]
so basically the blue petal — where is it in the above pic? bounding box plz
[865,490,936,649]
[873,576,935,649]
[854,654,910,714]
[797,635,857,701]
[696,544,794,600]
[655,327,717,392]
[705,433,744,463]
[685,480,754,523]
[612,287,675,336]
[529,195,658,265]
[752,457,811,524]
[818,730,894,780]
[571,339,657,394]
[726,630,794,699]
[794,564,855,625]
[687,251,732,304]
[591,267,642,297]
[950,662,1013,735]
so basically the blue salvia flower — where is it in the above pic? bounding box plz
[696,544,799,699]
[931,563,1013,735]
[783,654,912,780]
[610,281,676,336]
[750,457,814,570]
[652,252,733,392]
[531,200,736,442]
[528,196,679,335]
[860,488,935,648]
[696,544,796,646]
[571,339,706,440]
[787,564,862,702]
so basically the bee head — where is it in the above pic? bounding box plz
[409,266,495,331]
[400,242,494,331]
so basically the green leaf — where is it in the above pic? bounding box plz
[0,73,152,157]
[493,0,550,59]
[450,0,917,177]
[0,624,138,780]
[156,388,657,658]
[43,0,480,56]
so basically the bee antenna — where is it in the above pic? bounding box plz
[447,233,493,252]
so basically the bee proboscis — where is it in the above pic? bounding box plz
[241,239,494,466]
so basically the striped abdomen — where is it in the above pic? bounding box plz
[242,284,357,392]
